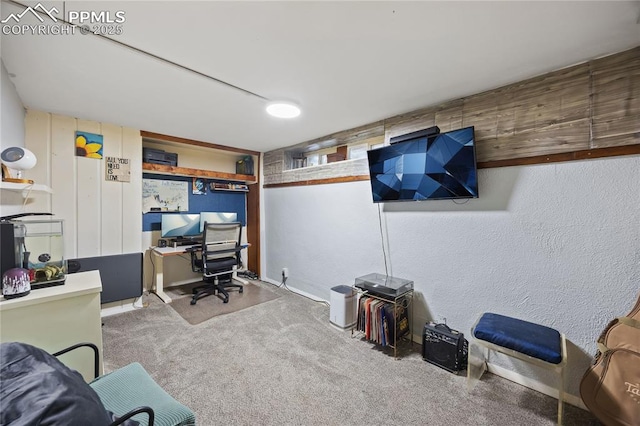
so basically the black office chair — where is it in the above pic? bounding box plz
[188,221,246,305]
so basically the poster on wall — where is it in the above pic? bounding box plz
[105,157,131,182]
[192,177,206,195]
[75,131,103,159]
[142,179,189,212]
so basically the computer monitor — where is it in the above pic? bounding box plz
[161,214,201,238]
[199,212,238,232]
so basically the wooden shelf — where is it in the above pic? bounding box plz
[142,163,256,184]
[210,182,249,192]
[0,181,53,194]
[211,188,249,192]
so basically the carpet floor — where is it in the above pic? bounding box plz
[101,280,601,426]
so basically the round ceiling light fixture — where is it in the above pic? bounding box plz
[266,102,301,119]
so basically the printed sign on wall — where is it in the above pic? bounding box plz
[105,156,131,182]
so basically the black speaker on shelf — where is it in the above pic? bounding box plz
[157,239,167,248]
[422,322,468,373]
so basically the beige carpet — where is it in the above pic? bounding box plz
[102,282,600,426]
[167,281,280,325]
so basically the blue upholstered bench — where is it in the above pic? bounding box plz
[467,313,567,425]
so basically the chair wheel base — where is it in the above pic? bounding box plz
[190,299,197,305]
[239,288,244,293]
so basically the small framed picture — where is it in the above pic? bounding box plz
[192,178,206,195]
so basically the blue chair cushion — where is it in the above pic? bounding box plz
[474,313,563,364]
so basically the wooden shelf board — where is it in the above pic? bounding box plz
[142,163,257,183]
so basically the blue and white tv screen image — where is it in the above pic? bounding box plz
[367,126,478,202]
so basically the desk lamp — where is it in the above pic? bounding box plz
[1,147,37,184]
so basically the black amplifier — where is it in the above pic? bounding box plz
[422,322,468,373]
[143,148,178,167]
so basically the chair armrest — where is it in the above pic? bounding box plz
[109,406,155,426]
[52,342,100,380]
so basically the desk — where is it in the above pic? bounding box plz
[0,270,103,382]
[150,244,249,303]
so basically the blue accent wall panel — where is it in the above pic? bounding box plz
[142,174,246,232]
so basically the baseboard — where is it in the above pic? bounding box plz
[100,298,140,317]
[487,362,587,410]
[262,277,329,304]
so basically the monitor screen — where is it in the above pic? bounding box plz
[199,212,238,232]
[367,126,478,202]
[161,214,201,237]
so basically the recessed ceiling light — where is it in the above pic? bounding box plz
[266,102,301,119]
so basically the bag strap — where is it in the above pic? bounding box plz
[597,342,609,354]
[617,315,640,329]
[626,291,640,320]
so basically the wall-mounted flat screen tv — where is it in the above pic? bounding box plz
[367,126,478,202]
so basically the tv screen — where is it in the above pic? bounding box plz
[161,214,201,238]
[367,126,478,202]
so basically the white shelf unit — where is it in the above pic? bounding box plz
[0,181,53,195]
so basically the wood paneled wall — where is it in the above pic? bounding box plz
[25,110,142,259]
[264,46,639,187]
[385,46,639,164]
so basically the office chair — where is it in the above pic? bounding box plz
[188,221,246,305]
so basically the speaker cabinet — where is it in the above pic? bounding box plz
[422,322,468,373]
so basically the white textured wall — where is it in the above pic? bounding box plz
[264,155,640,402]
[0,60,24,152]
[0,60,27,216]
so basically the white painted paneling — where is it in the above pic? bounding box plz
[76,120,102,257]
[122,127,142,253]
[17,110,145,291]
[264,155,640,402]
[50,114,78,258]
[100,123,123,256]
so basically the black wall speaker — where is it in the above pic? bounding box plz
[422,322,468,373]
[157,239,167,248]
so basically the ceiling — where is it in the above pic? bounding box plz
[2,1,639,153]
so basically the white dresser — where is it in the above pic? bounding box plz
[0,270,103,381]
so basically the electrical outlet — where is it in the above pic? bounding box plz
[282,267,289,279]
